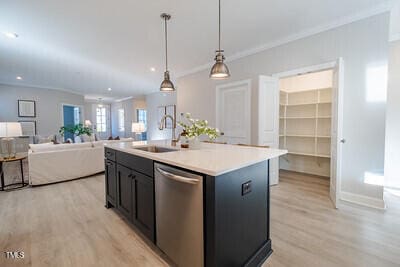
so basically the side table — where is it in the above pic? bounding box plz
[0,153,28,191]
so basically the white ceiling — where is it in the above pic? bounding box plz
[0,0,391,100]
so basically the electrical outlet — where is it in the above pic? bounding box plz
[242,181,252,196]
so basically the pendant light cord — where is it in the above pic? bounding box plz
[164,16,168,71]
[218,0,221,51]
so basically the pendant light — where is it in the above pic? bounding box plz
[160,13,175,92]
[210,0,230,79]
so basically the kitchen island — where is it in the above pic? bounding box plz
[104,140,286,267]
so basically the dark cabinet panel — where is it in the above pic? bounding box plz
[117,164,134,219]
[116,151,153,177]
[105,160,117,207]
[105,148,116,161]
[132,171,155,242]
[205,161,271,267]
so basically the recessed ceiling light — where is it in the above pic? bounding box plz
[108,87,112,91]
[16,76,22,80]
[3,32,18,39]
[150,67,156,72]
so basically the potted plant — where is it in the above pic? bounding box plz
[59,124,93,143]
[178,113,220,149]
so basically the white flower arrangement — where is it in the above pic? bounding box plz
[178,113,220,140]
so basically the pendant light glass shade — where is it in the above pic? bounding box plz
[160,13,175,92]
[210,0,230,79]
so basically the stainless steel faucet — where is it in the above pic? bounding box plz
[159,115,180,146]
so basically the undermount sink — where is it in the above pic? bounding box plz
[133,146,178,153]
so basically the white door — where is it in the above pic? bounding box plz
[258,76,280,185]
[95,104,112,140]
[330,58,344,208]
[216,80,251,144]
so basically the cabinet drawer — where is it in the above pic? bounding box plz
[116,151,153,177]
[105,148,116,161]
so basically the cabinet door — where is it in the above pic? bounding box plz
[105,160,117,206]
[132,171,155,242]
[117,164,134,220]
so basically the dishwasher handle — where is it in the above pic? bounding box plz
[156,167,200,185]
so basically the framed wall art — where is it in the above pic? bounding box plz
[18,100,36,117]
[18,120,37,136]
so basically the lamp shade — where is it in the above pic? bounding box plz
[0,122,22,137]
[160,71,175,92]
[210,51,230,79]
[84,120,92,126]
[132,122,146,133]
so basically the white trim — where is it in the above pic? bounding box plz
[272,61,337,79]
[389,32,400,42]
[340,191,386,210]
[177,3,390,78]
[216,79,252,144]
[0,82,85,97]
[114,96,134,102]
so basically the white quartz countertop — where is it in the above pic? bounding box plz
[105,140,287,176]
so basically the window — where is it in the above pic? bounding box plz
[137,109,147,140]
[96,107,106,132]
[118,109,125,132]
[73,107,81,125]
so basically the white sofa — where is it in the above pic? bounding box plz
[28,139,133,186]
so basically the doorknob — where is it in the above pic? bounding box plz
[340,139,346,143]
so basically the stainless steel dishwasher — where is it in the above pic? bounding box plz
[155,163,204,267]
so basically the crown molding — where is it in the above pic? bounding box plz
[177,3,391,78]
[114,96,134,102]
[0,81,85,97]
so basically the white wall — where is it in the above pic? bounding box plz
[177,14,389,202]
[111,98,133,138]
[0,84,84,136]
[384,3,400,189]
[110,97,146,138]
[146,91,177,140]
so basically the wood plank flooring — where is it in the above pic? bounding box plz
[0,170,399,267]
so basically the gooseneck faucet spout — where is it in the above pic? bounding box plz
[159,115,179,146]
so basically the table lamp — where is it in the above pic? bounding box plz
[0,122,23,159]
[132,122,146,141]
[84,120,92,127]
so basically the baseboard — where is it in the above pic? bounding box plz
[340,191,386,210]
[244,239,272,267]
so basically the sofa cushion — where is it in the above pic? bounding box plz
[34,135,54,144]
[30,142,93,153]
[29,143,55,152]
[81,134,94,143]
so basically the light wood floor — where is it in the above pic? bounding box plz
[0,170,399,267]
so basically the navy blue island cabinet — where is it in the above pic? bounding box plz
[105,146,272,267]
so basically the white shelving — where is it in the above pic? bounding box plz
[279,87,332,159]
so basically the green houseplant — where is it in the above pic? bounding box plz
[59,124,93,142]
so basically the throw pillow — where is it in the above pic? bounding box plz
[81,134,93,143]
